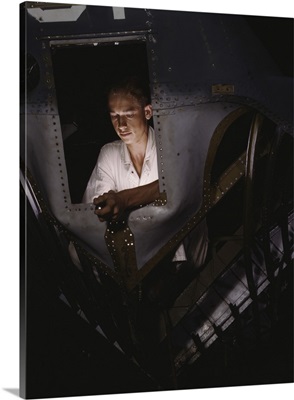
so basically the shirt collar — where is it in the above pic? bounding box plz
[121,126,155,165]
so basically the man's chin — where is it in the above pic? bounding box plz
[119,133,132,141]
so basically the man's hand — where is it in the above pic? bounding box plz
[92,181,160,222]
[93,190,127,222]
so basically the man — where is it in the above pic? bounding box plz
[83,76,207,266]
[83,77,160,222]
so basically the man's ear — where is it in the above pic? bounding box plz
[144,104,153,120]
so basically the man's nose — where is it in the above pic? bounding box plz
[118,115,127,128]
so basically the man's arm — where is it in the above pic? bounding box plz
[93,180,160,222]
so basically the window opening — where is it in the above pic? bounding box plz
[51,40,151,204]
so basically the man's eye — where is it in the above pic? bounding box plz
[126,113,134,119]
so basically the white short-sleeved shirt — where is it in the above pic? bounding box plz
[82,126,187,262]
[83,127,158,203]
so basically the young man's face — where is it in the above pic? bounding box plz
[108,91,152,146]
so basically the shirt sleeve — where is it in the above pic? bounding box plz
[82,144,117,203]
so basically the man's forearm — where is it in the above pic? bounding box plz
[119,180,160,209]
[93,180,162,221]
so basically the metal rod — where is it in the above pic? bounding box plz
[243,112,264,337]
